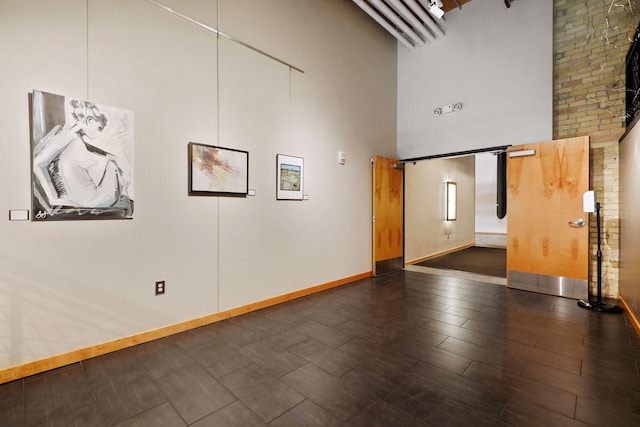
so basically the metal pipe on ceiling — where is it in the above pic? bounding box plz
[386,0,436,42]
[353,0,416,50]
[369,0,426,47]
[403,0,445,38]
[353,0,446,49]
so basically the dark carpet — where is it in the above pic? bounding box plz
[416,246,506,278]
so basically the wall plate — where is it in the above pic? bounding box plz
[9,210,29,221]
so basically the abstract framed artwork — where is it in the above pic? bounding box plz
[31,90,134,221]
[276,154,304,200]
[188,142,249,197]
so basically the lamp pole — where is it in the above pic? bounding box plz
[578,201,622,313]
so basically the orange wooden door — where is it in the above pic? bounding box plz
[507,136,589,298]
[373,156,403,276]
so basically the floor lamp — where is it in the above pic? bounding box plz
[577,191,623,313]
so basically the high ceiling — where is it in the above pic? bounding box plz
[353,0,478,49]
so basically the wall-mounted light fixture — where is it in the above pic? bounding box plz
[445,181,457,221]
[428,0,445,19]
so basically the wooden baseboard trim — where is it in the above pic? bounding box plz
[0,271,372,385]
[619,294,640,338]
[405,243,474,266]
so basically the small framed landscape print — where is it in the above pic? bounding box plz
[276,154,304,200]
[189,142,248,197]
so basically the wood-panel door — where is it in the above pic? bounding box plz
[373,156,403,276]
[507,136,589,299]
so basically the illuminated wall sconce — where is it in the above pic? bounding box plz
[445,181,457,221]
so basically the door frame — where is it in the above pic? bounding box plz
[372,156,404,276]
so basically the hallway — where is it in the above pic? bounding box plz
[2,270,640,426]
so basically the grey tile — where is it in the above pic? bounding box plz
[575,394,640,427]
[425,397,501,427]
[408,362,508,419]
[336,319,402,345]
[340,356,440,421]
[0,379,24,427]
[502,396,587,427]
[35,402,107,427]
[293,319,354,348]
[88,368,166,425]
[169,324,225,350]
[212,319,270,349]
[255,329,308,349]
[421,319,494,347]
[390,337,472,375]
[113,402,187,427]
[3,270,640,426]
[237,338,307,377]
[186,340,252,378]
[191,401,266,427]
[24,364,95,427]
[281,363,368,421]
[226,312,291,336]
[219,364,304,423]
[295,305,351,327]
[84,346,147,378]
[259,304,307,327]
[135,338,196,380]
[288,338,362,377]
[156,363,236,425]
[346,398,427,427]
[269,399,341,427]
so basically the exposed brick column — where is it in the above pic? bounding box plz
[554,0,639,298]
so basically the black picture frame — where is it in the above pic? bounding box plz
[188,142,249,197]
[276,154,304,200]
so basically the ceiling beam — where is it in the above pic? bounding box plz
[441,0,473,13]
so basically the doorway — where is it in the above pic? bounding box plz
[403,151,507,282]
[474,151,507,250]
[400,137,589,298]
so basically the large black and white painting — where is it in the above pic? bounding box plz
[31,90,134,221]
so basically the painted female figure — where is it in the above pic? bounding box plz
[33,97,133,218]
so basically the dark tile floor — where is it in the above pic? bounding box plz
[2,270,640,426]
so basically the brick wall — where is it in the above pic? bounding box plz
[554,0,639,298]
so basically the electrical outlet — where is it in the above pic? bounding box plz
[155,280,165,295]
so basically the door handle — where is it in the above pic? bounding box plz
[568,219,586,228]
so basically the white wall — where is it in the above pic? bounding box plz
[0,0,397,369]
[620,122,640,321]
[397,0,553,159]
[405,156,475,263]
[475,153,507,234]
